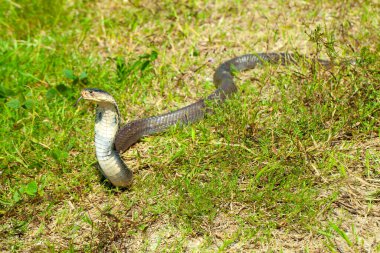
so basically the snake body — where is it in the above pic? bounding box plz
[80,53,329,187]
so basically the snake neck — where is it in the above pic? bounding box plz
[94,103,132,187]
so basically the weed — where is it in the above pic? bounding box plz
[0,0,379,252]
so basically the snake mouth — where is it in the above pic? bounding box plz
[75,89,97,105]
[81,89,92,98]
[74,89,94,106]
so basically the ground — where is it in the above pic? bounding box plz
[0,0,379,252]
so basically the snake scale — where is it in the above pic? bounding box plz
[78,53,331,187]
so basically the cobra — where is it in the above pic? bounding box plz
[78,53,331,187]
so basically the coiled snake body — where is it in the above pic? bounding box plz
[78,53,330,187]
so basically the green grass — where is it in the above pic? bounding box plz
[1,0,379,251]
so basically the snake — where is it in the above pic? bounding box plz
[77,53,331,187]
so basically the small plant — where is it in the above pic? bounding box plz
[11,181,38,204]
[0,0,378,251]
[63,69,88,85]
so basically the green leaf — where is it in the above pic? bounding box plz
[79,72,87,80]
[329,222,353,246]
[46,88,59,99]
[12,191,21,202]
[230,64,239,76]
[24,99,35,109]
[150,50,158,60]
[56,83,68,93]
[63,69,76,80]
[140,60,150,71]
[0,86,15,98]
[138,223,148,231]
[25,181,38,196]
[51,149,68,162]
[82,214,93,226]
[192,48,200,56]
[6,99,21,109]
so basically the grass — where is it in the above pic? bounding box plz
[0,0,379,251]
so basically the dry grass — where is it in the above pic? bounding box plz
[1,0,379,252]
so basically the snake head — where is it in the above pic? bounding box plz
[76,88,117,105]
